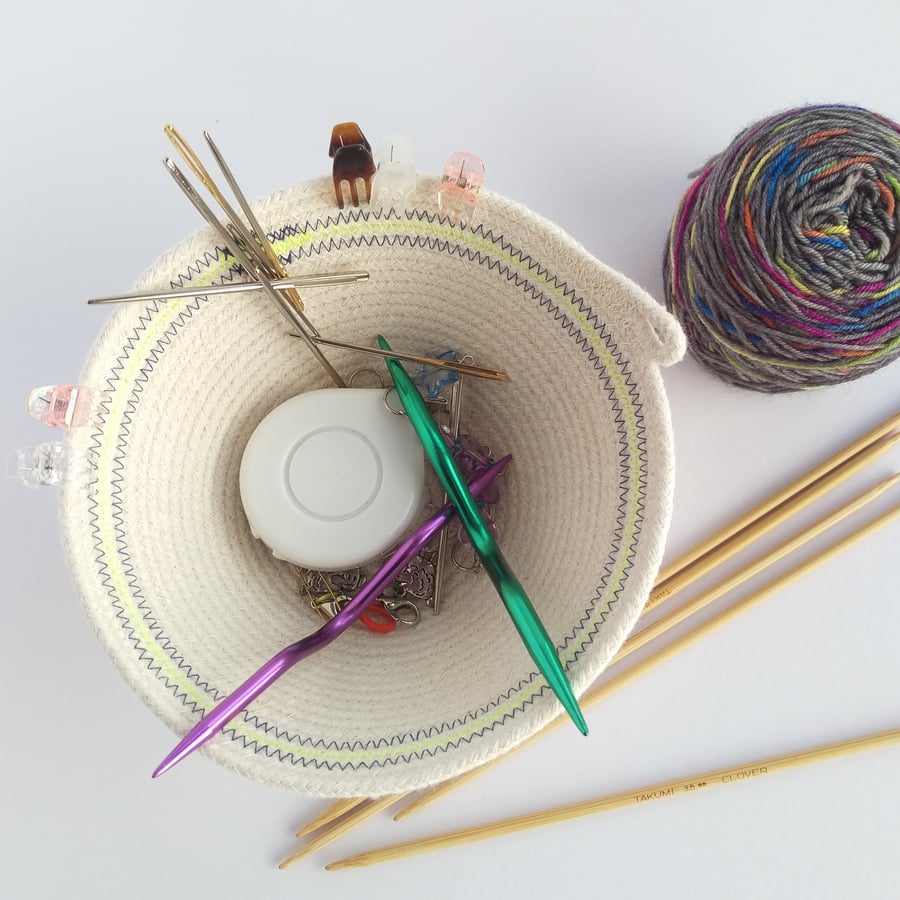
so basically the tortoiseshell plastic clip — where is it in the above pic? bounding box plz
[329,122,376,208]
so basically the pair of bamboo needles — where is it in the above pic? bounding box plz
[279,409,900,870]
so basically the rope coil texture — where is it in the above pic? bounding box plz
[665,104,900,392]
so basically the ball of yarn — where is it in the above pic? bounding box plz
[664,105,900,392]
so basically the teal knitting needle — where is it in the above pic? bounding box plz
[377,335,588,735]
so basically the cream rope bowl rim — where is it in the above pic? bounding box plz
[60,175,684,796]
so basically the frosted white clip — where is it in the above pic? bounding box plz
[370,135,416,211]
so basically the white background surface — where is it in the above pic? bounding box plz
[2,2,899,898]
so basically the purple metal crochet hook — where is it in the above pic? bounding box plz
[152,454,511,778]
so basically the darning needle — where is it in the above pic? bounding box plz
[431,359,466,614]
[164,157,346,387]
[165,125,312,327]
[165,126,274,277]
[292,334,508,382]
[202,131,297,291]
[87,271,369,306]
[164,129,507,386]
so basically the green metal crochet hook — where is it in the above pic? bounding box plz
[378,335,588,735]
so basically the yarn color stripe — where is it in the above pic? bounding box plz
[664,104,900,391]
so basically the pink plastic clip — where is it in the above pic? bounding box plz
[437,151,485,227]
[27,385,97,429]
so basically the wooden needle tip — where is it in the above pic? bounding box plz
[278,848,311,870]
[325,859,356,871]
[294,797,366,836]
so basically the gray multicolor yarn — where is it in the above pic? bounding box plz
[664,105,900,392]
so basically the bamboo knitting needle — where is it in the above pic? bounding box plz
[279,795,404,869]
[298,798,368,837]
[327,726,900,869]
[332,502,900,866]
[645,429,900,612]
[292,427,900,836]
[621,471,900,661]
[393,475,900,821]
[652,408,900,589]
[297,798,368,838]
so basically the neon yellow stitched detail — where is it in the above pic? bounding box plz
[95,298,213,707]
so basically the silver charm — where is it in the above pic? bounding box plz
[396,550,436,602]
[297,566,366,596]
